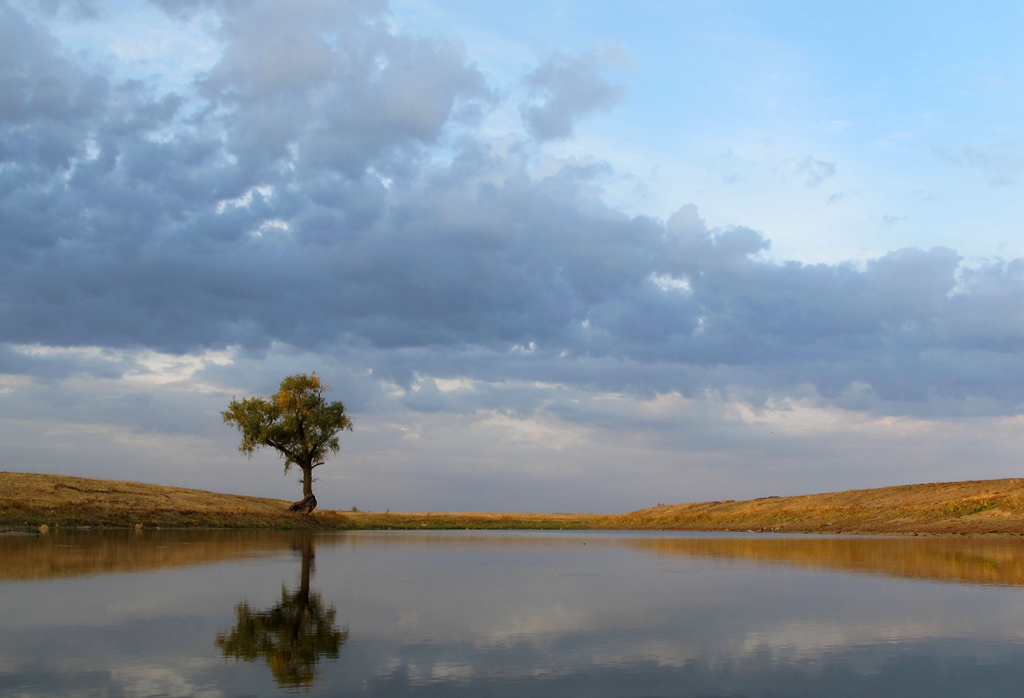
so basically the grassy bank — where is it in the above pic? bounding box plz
[0,472,601,530]
[617,479,1024,535]
[5,471,1024,535]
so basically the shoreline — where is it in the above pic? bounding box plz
[6,471,1024,537]
[4,526,1022,538]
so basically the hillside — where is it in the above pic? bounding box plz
[4,472,1024,535]
[618,479,1024,535]
[0,472,596,530]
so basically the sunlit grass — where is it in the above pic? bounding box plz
[4,472,1024,536]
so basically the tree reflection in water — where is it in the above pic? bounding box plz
[216,533,347,690]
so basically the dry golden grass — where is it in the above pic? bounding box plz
[616,478,1024,535]
[0,471,354,529]
[0,472,597,530]
[6,471,1024,535]
[344,510,599,530]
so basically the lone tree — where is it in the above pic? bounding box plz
[222,373,352,514]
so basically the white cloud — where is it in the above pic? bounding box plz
[127,348,236,387]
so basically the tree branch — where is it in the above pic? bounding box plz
[266,438,299,463]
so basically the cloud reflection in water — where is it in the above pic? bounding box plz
[2,531,1024,697]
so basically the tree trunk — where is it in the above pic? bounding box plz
[287,464,317,513]
[289,494,317,514]
[302,464,314,498]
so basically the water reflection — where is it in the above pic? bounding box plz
[216,534,347,690]
[5,529,1024,588]
[617,534,1024,587]
[4,530,1024,697]
[0,528,303,581]
[331,531,1024,587]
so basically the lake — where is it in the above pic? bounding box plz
[3,529,1024,697]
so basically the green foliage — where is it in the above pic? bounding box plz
[222,373,353,478]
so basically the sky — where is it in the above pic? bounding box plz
[1,0,1023,513]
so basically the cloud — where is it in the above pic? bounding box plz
[519,48,626,142]
[192,0,490,175]
[795,156,836,188]
[940,140,1024,187]
[18,0,103,20]
[4,1,1024,511]
[2,0,1024,422]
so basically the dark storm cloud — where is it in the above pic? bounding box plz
[0,1,106,170]
[519,48,625,141]
[2,0,1024,419]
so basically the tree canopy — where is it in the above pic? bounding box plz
[222,373,352,511]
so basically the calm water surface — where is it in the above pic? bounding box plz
[4,529,1024,696]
